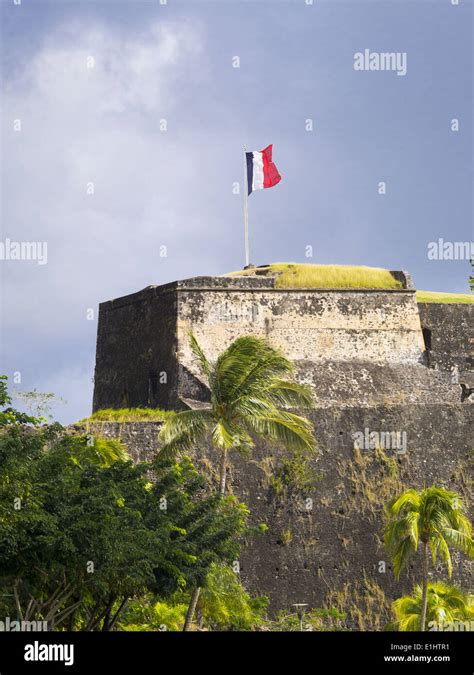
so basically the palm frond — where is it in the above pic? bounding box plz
[391,536,417,580]
[393,592,422,631]
[441,527,474,558]
[264,379,314,409]
[447,510,473,539]
[384,514,419,564]
[245,410,316,453]
[385,484,473,584]
[405,510,420,549]
[386,489,421,517]
[231,396,282,419]
[188,332,212,380]
[215,338,294,403]
[211,419,236,451]
[431,531,453,577]
[392,582,473,631]
[158,409,211,458]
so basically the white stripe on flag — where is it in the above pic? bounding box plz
[252,152,264,191]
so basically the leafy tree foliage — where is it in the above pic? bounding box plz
[391,582,474,631]
[267,607,347,631]
[384,485,473,631]
[0,388,249,630]
[117,564,268,632]
[0,375,44,426]
[159,334,316,630]
[198,562,268,630]
[159,334,316,496]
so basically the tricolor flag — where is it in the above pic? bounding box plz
[245,144,282,196]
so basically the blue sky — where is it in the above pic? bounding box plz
[1,0,472,422]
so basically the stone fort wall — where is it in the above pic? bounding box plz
[89,275,473,627]
[74,401,473,628]
[93,275,471,410]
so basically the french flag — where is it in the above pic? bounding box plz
[246,144,282,196]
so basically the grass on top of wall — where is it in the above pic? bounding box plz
[228,263,403,289]
[77,408,171,424]
[416,290,474,304]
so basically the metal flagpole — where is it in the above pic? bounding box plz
[243,146,249,267]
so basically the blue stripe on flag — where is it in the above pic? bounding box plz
[246,152,253,196]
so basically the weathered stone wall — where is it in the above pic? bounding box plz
[93,284,179,411]
[177,286,425,399]
[90,275,473,628]
[233,404,473,627]
[93,276,430,410]
[73,420,163,464]
[418,303,474,387]
[76,403,473,629]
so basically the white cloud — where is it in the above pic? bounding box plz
[1,17,236,423]
[12,21,200,114]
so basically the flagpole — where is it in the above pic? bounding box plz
[243,146,249,267]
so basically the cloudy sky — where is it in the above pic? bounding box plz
[0,0,472,423]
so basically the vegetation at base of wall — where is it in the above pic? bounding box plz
[336,445,405,521]
[228,262,403,289]
[384,485,474,631]
[326,573,391,631]
[199,563,269,630]
[279,527,293,546]
[0,429,250,629]
[269,449,323,497]
[77,407,171,424]
[60,433,129,467]
[0,377,252,631]
[267,607,347,631]
[390,582,474,632]
[117,564,269,631]
[118,596,188,632]
[451,462,473,502]
[118,588,346,632]
[416,290,474,304]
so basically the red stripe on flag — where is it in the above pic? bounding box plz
[261,144,281,189]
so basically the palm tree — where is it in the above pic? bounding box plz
[159,333,316,630]
[384,486,474,631]
[159,333,316,496]
[392,582,474,631]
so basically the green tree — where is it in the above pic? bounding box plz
[384,486,474,631]
[198,562,268,631]
[159,334,316,629]
[0,375,44,426]
[146,455,249,601]
[159,334,315,495]
[0,429,249,630]
[391,582,474,632]
[118,595,188,632]
[268,607,346,631]
[14,388,65,421]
